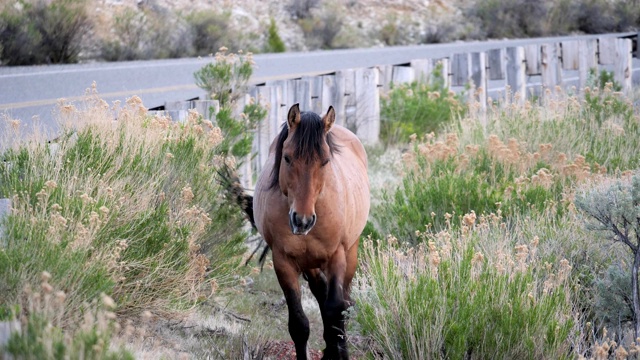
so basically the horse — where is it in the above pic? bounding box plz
[253,104,370,360]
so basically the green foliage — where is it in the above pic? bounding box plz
[0,96,250,319]
[467,0,547,39]
[380,64,464,145]
[298,6,344,50]
[372,148,566,241]
[0,0,90,65]
[586,68,622,92]
[593,264,634,331]
[194,49,254,106]
[355,236,573,360]
[575,173,640,338]
[2,282,133,360]
[100,7,191,61]
[186,10,233,56]
[264,18,286,53]
[194,49,266,160]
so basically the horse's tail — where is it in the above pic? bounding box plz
[217,164,256,230]
[217,163,270,268]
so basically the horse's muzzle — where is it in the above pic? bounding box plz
[289,211,316,235]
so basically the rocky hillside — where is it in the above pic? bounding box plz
[93,0,466,52]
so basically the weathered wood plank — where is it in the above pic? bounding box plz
[392,65,415,85]
[578,39,598,90]
[506,46,526,102]
[410,59,433,83]
[309,76,323,114]
[256,86,273,171]
[193,100,219,120]
[524,44,541,75]
[332,71,347,127]
[615,38,632,94]
[377,64,394,91]
[335,69,356,129]
[598,37,616,65]
[355,68,380,144]
[561,41,580,70]
[433,58,451,88]
[487,48,506,80]
[541,43,562,88]
[296,77,312,111]
[321,74,337,115]
[0,198,10,244]
[451,53,471,86]
[471,52,487,118]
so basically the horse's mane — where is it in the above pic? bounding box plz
[268,111,339,190]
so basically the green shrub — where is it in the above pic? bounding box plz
[467,0,547,39]
[264,18,286,53]
[100,7,192,61]
[380,64,464,146]
[298,5,344,50]
[374,82,640,241]
[0,90,249,320]
[187,10,233,56]
[2,275,133,359]
[355,230,574,359]
[194,49,266,160]
[0,0,90,65]
[575,173,640,339]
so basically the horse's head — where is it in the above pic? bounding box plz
[275,104,337,235]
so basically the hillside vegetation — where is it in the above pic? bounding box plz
[1,0,639,65]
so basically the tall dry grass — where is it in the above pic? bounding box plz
[0,83,249,323]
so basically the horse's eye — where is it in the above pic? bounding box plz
[284,155,291,164]
[321,159,330,167]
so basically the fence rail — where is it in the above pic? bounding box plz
[156,33,639,188]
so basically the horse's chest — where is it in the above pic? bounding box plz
[278,236,337,269]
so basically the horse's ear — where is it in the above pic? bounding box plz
[287,103,301,130]
[322,106,335,132]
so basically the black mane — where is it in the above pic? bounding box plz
[268,111,339,190]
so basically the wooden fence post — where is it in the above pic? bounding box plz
[561,41,580,70]
[451,53,471,87]
[355,68,380,144]
[578,39,598,90]
[471,52,488,120]
[335,69,356,130]
[321,74,338,114]
[598,37,616,65]
[506,46,526,103]
[309,76,323,114]
[541,43,562,88]
[615,38,632,94]
[487,48,506,80]
[434,58,451,89]
[524,45,541,75]
[297,77,313,111]
[377,64,394,92]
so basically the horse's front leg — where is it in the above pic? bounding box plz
[274,253,310,360]
[322,246,350,360]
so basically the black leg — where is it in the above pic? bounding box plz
[274,255,309,360]
[322,276,349,360]
[282,287,310,360]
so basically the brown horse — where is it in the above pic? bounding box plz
[253,104,370,360]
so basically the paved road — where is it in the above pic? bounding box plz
[0,32,637,138]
